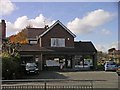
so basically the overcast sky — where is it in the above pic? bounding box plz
[0,0,119,52]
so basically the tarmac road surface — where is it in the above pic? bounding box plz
[2,71,120,90]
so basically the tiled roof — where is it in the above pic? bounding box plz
[22,20,76,39]
[74,41,97,52]
[18,41,97,53]
[18,44,53,52]
[23,28,46,39]
[48,41,97,52]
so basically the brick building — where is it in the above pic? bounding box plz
[18,20,97,71]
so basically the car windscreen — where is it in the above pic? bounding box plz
[26,63,37,67]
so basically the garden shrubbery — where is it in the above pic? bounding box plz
[97,63,104,71]
[2,52,23,79]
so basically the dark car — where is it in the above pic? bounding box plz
[25,63,39,74]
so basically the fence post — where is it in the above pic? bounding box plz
[91,80,93,90]
[44,82,47,90]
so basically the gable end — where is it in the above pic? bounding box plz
[39,20,76,38]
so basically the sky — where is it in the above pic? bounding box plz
[0,0,119,52]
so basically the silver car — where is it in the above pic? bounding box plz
[116,66,120,75]
[104,61,118,71]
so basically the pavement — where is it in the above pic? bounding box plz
[20,71,119,89]
[2,71,120,89]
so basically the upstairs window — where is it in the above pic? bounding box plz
[51,38,65,47]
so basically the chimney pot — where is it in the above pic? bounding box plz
[44,25,49,30]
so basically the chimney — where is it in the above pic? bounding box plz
[1,20,6,39]
[44,25,49,30]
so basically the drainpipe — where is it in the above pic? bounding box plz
[38,54,43,71]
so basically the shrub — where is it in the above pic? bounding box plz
[97,64,104,71]
[2,52,23,79]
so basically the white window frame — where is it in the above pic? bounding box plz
[51,38,65,47]
[29,40,37,44]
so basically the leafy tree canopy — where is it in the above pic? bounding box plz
[9,27,30,44]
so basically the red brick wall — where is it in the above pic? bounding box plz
[41,24,74,47]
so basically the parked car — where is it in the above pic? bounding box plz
[104,61,118,71]
[25,62,39,74]
[116,66,120,76]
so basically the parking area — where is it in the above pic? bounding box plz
[21,71,119,89]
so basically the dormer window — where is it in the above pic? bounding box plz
[28,38,38,44]
[51,38,65,47]
[29,40,37,44]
